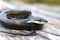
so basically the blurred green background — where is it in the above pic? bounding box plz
[21,0,60,5]
[5,0,60,5]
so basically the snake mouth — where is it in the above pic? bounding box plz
[6,11,31,19]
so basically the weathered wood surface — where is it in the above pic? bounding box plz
[0,0,60,40]
[0,23,60,40]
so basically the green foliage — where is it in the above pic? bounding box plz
[5,0,60,5]
[21,0,37,3]
[43,0,60,5]
[22,0,60,5]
